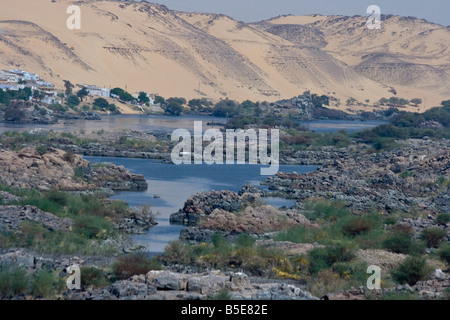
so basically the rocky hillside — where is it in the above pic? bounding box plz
[0,0,448,108]
[0,147,147,191]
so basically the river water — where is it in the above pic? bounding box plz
[85,157,318,254]
[0,114,385,134]
[1,115,385,253]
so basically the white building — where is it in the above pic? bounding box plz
[81,85,110,98]
[8,69,39,82]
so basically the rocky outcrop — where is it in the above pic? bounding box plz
[172,190,315,242]
[200,206,315,234]
[170,190,243,225]
[328,270,450,300]
[114,207,157,234]
[0,191,20,203]
[256,240,324,256]
[2,100,57,124]
[356,249,407,270]
[86,163,148,191]
[0,147,147,191]
[0,205,73,232]
[263,139,450,213]
[64,270,318,300]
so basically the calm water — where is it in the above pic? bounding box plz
[85,156,318,253]
[1,115,383,252]
[302,120,387,133]
[0,114,227,134]
[0,114,385,134]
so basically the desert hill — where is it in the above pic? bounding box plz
[0,0,448,110]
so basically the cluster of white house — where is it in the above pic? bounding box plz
[0,69,61,104]
[80,85,155,105]
[1,69,155,106]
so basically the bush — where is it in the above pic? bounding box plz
[35,145,49,155]
[307,243,355,274]
[32,269,55,298]
[342,214,380,237]
[435,213,450,225]
[0,265,29,298]
[421,228,447,248]
[66,95,81,108]
[306,201,350,222]
[392,256,432,286]
[383,232,413,254]
[81,267,109,288]
[44,190,69,207]
[73,166,84,180]
[211,288,232,300]
[113,252,163,280]
[437,244,450,264]
[93,98,109,109]
[74,215,113,239]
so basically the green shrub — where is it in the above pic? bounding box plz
[307,243,355,274]
[73,166,84,180]
[211,288,233,300]
[35,145,49,155]
[74,215,113,239]
[399,171,413,179]
[383,216,398,225]
[421,228,447,248]
[0,265,29,298]
[32,269,55,298]
[435,214,450,225]
[342,214,381,237]
[392,256,432,286]
[113,252,162,280]
[437,244,450,264]
[306,201,350,222]
[235,234,256,249]
[273,225,325,244]
[383,232,412,254]
[44,190,69,207]
[81,267,110,288]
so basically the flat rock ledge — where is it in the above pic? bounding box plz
[65,270,318,300]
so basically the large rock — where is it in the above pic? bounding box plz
[66,270,318,300]
[200,205,315,234]
[0,147,147,191]
[0,205,73,232]
[170,190,242,225]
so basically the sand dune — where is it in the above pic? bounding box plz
[0,0,448,110]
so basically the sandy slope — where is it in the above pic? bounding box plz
[0,0,448,111]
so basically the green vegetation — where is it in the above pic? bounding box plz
[0,185,131,254]
[110,87,133,102]
[435,213,450,225]
[0,265,28,298]
[81,267,110,288]
[307,243,355,274]
[0,265,64,298]
[66,95,81,109]
[420,228,447,248]
[112,252,162,280]
[93,98,118,113]
[163,97,186,116]
[76,87,89,102]
[0,88,33,106]
[63,80,74,96]
[391,256,432,286]
[188,98,213,112]
[437,244,450,264]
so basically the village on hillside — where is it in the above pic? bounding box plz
[0,69,156,110]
